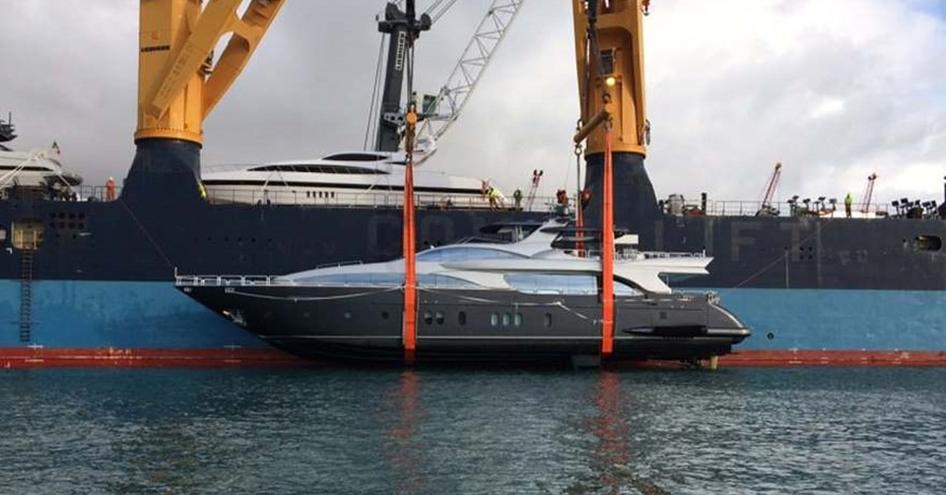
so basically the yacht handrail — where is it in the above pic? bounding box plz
[175,274,282,287]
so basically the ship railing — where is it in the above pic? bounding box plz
[16,185,121,203]
[666,198,892,218]
[204,187,558,213]
[174,274,283,287]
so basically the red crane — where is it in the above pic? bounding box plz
[756,162,782,216]
[861,173,878,214]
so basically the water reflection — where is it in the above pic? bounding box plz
[383,370,426,495]
[586,372,669,495]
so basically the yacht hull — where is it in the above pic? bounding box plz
[177,284,749,364]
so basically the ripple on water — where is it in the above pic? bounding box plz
[0,368,944,494]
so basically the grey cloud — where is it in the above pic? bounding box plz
[2,0,944,207]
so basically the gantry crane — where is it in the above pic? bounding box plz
[126,0,651,362]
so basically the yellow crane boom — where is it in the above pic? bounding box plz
[136,0,285,144]
[572,0,648,158]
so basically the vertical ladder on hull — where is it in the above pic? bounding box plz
[19,250,33,343]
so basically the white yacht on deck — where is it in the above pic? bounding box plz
[0,115,82,199]
[201,150,496,209]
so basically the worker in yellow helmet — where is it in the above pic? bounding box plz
[844,193,853,218]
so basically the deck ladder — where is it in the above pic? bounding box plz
[19,249,33,342]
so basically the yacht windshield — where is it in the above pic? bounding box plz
[416,246,525,262]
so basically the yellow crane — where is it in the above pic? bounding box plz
[136,0,284,144]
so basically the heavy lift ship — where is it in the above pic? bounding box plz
[2,1,945,367]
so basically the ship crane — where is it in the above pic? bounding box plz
[756,162,782,216]
[369,0,526,155]
[861,173,877,214]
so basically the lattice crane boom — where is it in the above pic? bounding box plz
[418,0,526,143]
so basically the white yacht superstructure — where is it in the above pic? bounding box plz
[277,219,710,295]
[202,150,495,208]
[0,144,83,197]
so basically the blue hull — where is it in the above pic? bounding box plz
[0,280,265,349]
[3,281,945,352]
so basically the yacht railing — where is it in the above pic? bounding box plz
[204,187,559,213]
[175,274,283,287]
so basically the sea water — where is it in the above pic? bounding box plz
[1,368,943,494]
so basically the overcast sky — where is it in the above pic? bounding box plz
[2,0,945,205]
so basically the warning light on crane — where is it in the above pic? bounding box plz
[605,76,617,87]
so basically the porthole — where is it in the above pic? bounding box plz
[423,312,433,325]
[458,311,467,326]
[344,311,352,320]
[514,313,523,327]
[490,313,499,327]
[435,311,445,325]
[766,332,775,340]
[544,313,552,328]
[381,311,390,320]
[502,313,511,327]
[914,235,943,252]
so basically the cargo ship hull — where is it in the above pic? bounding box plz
[1,144,944,367]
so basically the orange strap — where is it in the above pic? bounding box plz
[601,127,615,357]
[403,158,417,365]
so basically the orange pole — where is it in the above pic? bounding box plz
[403,159,417,364]
[601,127,615,357]
[403,109,418,365]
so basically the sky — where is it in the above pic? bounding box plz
[2,0,945,206]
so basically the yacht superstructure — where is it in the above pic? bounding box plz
[202,151,495,209]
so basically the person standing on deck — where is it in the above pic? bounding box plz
[105,177,116,201]
[844,193,853,218]
[513,188,523,211]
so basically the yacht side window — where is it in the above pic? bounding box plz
[504,274,598,295]
[416,247,525,262]
[614,278,643,297]
[0,225,6,243]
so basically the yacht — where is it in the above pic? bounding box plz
[0,115,82,199]
[176,220,750,365]
[201,150,497,209]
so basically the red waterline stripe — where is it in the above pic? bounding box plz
[719,350,946,367]
[2,348,945,369]
[0,347,316,369]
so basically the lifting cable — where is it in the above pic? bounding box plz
[363,33,388,150]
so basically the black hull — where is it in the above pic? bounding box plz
[178,284,749,364]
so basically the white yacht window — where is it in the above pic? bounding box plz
[296,272,479,288]
[504,274,598,295]
[323,153,388,162]
[615,278,643,297]
[416,247,525,262]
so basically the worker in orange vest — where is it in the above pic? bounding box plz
[105,177,116,201]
